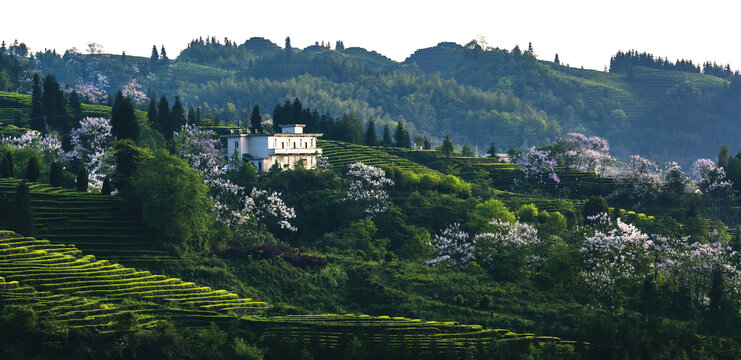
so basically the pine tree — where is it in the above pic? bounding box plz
[285,37,292,55]
[12,181,35,236]
[68,90,82,123]
[147,96,158,130]
[365,119,377,146]
[1,152,12,177]
[394,122,410,148]
[111,91,139,140]
[160,45,168,61]
[40,75,67,132]
[250,105,263,133]
[76,167,88,192]
[24,157,39,182]
[382,125,393,146]
[158,96,171,139]
[49,162,63,187]
[101,177,112,195]
[461,145,474,157]
[554,54,560,65]
[486,143,499,159]
[30,73,43,131]
[187,106,196,125]
[171,96,186,130]
[440,135,455,157]
[150,45,159,62]
[195,107,202,125]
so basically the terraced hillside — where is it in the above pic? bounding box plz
[0,230,267,332]
[0,178,177,264]
[0,230,583,356]
[319,140,439,174]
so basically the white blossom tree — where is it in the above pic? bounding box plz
[427,223,474,267]
[67,117,113,191]
[344,162,394,218]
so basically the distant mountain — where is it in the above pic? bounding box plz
[2,38,740,168]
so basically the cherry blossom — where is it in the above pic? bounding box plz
[68,117,113,191]
[516,147,559,184]
[121,79,148,105]
[692,158,732,193]
[1,130,64,163]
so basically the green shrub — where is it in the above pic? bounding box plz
[517,204,539,223]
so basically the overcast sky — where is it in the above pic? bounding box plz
[3,0,739,71]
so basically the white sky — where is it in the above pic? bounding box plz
[3,0,740,71]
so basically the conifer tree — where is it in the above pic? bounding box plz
[69,90,82,123]
[30,73,43,130]
[147,96,158,130]
[382,125,393,146]
[250,105,263,133]
[285,37,292,55]
[394,122,411,148]
[76,167,88,192]
[171,96,186,130]
[111,91,139,140]
[423,137,432,150]
[187,106,196,125]
[49,162,63,187]
[365,119,378,146]
[554,53,560,65]
[160,45,168,61]
[101,176,112,195]
[1,152,13,178]
[158,96,171,139]
[24,157,39,182]
[486,143,499,159]
[150,45,159,62]
[440,134,455,157]
[12,180,35,236]
[461,145,474,157]
[40,75,67,132]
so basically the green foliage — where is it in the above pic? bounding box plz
[1,152,13,177]
[111,91,139,140]
[583,195,609,220]
[129,150,212,250]
[466,198,515,232]
[48,161,63,187]
[439,134,454,157]
[11,181,35,236]
[517,204,539,222]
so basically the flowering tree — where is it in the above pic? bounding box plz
[344,162,394,218]
[475,219,540,279]
[246,188,297,231]
[622,155,664,200]
[516,147,559,184]
[580,214,651,309]
[317,156,332,170]
[692,158,732,193]
[121,79,148,105]
[427,223,474,267]
[1,131,64,163]
[68,117,113,191]
[64,83,107,103]
[559,132,615,175]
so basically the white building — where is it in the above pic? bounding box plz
[220,124,323,172]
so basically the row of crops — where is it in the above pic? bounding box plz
[319,140,439,175]
[0,230,267,332]
[0,178,179,264]
[247,314,584,358]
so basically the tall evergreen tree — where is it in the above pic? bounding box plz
[12,180,35,236]
[440,134,455,157]
[160,45,168,61]
[187,106,196,125]
[30,73,43,130]
[68,90,82,123]
[101,176,112,195]
[150,45,159,62]
[394,122,411,148]
[76,167,88,192]
[49,162,63,187]
[171,96,186,130]
[40,75,67,132]
[423,137,432,150]
[147,96,158,130]
[382,125,393,146]
[250,105,263,133]
[461,145,475,157]
[486,143,499,159]
[24,157,39,182]
[1,152,13,178]
[195,107,202,125]
[158,96,171,139]
[365,119,378,146]
[554,54,560,65]
[718,145,729,169]
[111,91,139,140]
[285,37,292,55]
